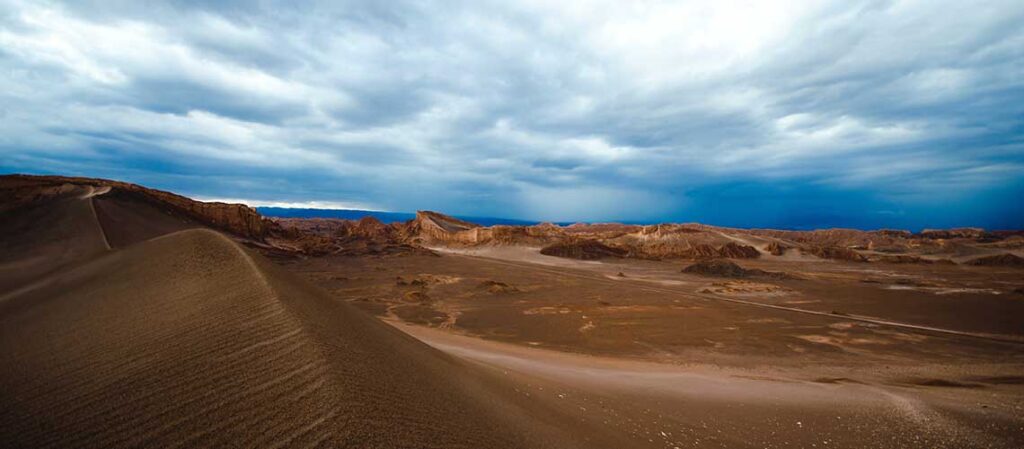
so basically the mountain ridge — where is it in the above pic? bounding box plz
[4,174,1021,266]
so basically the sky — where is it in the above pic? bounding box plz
[1,0,1022,230]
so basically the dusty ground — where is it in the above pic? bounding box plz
[0,189,604,448]
[283,247,1024,366]
[281,245,1024,448]
[3,182,1023,448]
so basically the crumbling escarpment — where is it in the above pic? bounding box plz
[1,174,269,240]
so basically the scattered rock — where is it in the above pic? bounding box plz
[478,280,519,294]
[397,274,461,286]
[872,255,931,264]
[699,281,791,295]
[402,290,431,303]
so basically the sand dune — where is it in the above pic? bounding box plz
[3,176,1023,448]
[0,189,110,294]
[0,218,595,447]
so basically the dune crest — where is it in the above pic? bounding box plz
[0,227,588,448]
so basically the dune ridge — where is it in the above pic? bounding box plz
[0,223,588,447]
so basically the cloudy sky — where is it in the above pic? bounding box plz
[1,0,1022,229]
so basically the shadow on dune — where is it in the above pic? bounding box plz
[0,186,612,449]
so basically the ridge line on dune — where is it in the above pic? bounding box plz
[448,252,1024,345]
[87,197,112,251]
[206,229,274,291]
[0,196,115,303]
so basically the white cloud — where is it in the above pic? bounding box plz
[0,0,1022,223]
[195,197,378,211]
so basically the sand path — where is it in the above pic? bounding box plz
[391,320,1020,448]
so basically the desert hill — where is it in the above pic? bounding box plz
[5,174,1021,268]
[274,207,1022,266]
[3,174,1024,448]
[0,176,611,448]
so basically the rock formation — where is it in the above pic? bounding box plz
[682,259,794,279]
[920,228,987,239]
[682,259,750,277]
[540,239,626,260]
[675,242,760,259]
[803,246,869,263]
[6,175,1020,266]
[1,174,269,240]
[719,242,761,258]
[964,253,1024,267]
[765,241,789,256]
[869,255,954,264]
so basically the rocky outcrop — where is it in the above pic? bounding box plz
[682,259,794,279]
[719,242,761,258]
[477,280,519,294]
[919,228,987,239]
[964,253,1024,267]
[540,239,626,260]
[748,228,927,253]
[269,217,427,257]
[868,254,954,265]
[407,211,479,243]
[682,259,749,277]
[676,244,719,259]
[147,191,266,240]
[876,229,914,239]
[765,241,789,256]
[676,242,760,259]
[871,255,930,264]
[9,174,1020,265]
[804,246,869,262]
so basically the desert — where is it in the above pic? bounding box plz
[2,174,1022,448]
[4,0,1024,446]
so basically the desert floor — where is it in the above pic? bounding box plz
[3,186,1023,448]
[283,247,1024,448]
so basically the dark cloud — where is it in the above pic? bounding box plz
[0,0,1022,228]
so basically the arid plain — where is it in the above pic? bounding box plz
[2,175,1022,448]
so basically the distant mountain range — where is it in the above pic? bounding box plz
[256,207,550,227]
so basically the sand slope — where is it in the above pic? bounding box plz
[0,188,110,293]
[0,225,599,448]
[91,189,202,248]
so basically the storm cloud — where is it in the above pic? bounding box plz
[1,0,1022,228]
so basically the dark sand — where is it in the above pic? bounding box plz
[2,186,1023,448]
[285,246,1024,448]
[0,188,607,448]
